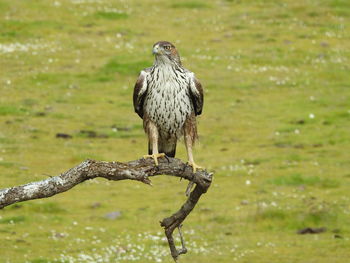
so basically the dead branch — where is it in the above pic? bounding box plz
[0,157,212,262]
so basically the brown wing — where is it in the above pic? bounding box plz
[133,69,149,118]
[189,77,204,116]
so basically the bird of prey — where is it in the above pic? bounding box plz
[133,41,204,173]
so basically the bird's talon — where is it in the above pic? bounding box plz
[143,153,165,166]
[164,155,170,163]
[187,162,202,173]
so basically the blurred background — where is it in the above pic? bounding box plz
[0,0,349,262]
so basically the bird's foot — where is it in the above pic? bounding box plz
[143,153,165,166]
[187,161,202,173]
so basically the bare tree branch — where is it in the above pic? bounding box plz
[0,157,213,261]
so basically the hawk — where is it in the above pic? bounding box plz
[133,41,204,173]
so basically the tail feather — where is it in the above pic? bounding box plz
[148,138,177,157]
[160,137,177,157]
[162,144,176,157]
[148,142,152,155]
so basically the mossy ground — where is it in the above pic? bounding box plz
[0,0,349,262]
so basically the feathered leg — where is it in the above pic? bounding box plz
[184,114,202,172]
[184,114,202,196]
[143,119,165,165]
[184,134,202,173]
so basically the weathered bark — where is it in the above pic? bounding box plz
[0,157,212,262]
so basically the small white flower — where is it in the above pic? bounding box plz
[309,113,315,119]
[245,180,251,185]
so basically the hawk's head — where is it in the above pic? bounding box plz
[152,41,181,66]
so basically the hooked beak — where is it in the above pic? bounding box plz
[152,45,160,55]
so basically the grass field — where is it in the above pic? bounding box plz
[1,0,350,262]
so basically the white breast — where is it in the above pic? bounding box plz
[144,65,193,138]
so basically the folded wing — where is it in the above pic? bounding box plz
[189,74,204,116]
[133,69,150,118]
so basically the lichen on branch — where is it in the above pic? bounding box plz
[0,157,212,262]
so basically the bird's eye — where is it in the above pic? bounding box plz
[164,45,171,50]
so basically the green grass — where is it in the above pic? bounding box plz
[27,202,66,213]
[0,0,350,262]
[171,1,209,9]
[0,216,26,224]
[0,161,15,168]
[0,105,28,116]
[269,173,340,188]
[98,57,152,79]
[28,259,51,263]
[94,11,129,20]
